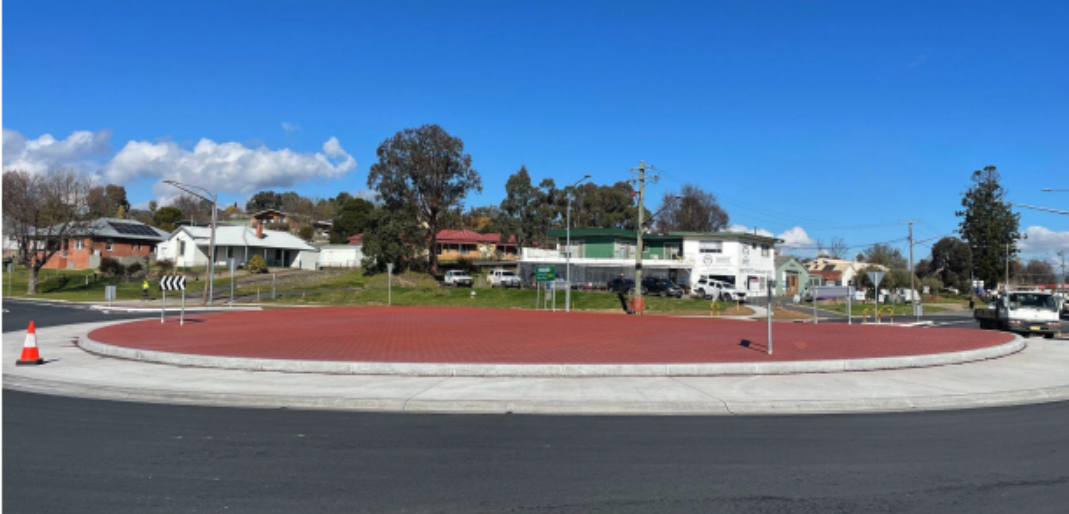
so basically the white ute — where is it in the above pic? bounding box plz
[692,277,747,302]
[487,269,522,289]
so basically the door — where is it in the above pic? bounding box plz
[787,275,798,296]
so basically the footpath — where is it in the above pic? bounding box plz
[5,316,1069,416]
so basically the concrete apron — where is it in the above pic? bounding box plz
[5,320,1069,416]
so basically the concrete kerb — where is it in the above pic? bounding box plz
[6,373,1068,416]
[90,305,263,313]
[78,325,1027,378]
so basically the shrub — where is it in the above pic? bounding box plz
[125,262,144,276]
[298,225,315,241]
[155,258,175,277]
[99,257,125,276]
[247,255,268,274]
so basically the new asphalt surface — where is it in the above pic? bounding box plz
[4,299,1069,514]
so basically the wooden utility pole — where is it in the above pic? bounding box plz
[628,161,658,313]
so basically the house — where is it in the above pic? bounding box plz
[346,230,519,264]
[804,258,885,286]
[39,218,169,270]
[775,256,811,297]
[521,228,782,296]
[158,220,316,269]
[250,209,289,228]
[435,230,517,261]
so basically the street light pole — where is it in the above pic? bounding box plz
[164,181,218,306]
[565,174,591,313]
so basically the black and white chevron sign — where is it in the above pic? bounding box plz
[159,275,187,291]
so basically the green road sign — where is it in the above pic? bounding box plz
[535,265,556,282]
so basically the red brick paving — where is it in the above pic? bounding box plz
[88,306,1014,364]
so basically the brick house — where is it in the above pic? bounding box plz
[348,230,518,261]
[40,218,169,270]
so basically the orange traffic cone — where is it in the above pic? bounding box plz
[16,321,44,366]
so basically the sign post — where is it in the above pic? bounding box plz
[767,279,775,355]
[387,263,394,306]
[867,271,886,324]
[159,275,187,325]
[105,285,116,307]
[228,258,237,307]
[535,266,555,311]
[7,262,13,297]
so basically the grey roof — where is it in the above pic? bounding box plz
[175,226,316,252]
[57,218,169,242]
[774,255,798,268]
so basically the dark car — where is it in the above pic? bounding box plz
[642,277,684,298]
[607,278,647,295]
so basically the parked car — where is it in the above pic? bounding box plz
[607,277,647,295]
[692,278,747,302]
[443,270,473,287]
[487,269,522,289]
[641,277,684,298]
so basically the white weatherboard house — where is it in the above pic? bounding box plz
[159,224,317,269]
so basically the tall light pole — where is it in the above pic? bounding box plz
[164,180,217,305]
[565,174,591,313]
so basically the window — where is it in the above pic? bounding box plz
[105,239,114,252]
[699,241,722,254]
[761,244,770,257]
[664,243,681,259]
[179,240,187,256]
[75,239,85,251]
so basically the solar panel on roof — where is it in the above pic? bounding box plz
[108,222,159,237]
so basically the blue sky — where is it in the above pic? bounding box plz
[4,1,1067,263]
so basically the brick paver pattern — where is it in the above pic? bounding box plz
[89,306,1015,364]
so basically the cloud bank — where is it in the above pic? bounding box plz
[3,128,357,198]
[2,128,113,173]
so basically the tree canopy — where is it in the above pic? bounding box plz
[366,124,482,275]
[862,243,907,269]
[927,236,973,293]
[329,192,375,244]
[153,206,185,232]
[955,166,1020,289]
[654,183,729,233]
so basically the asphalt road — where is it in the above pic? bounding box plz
[4,299,1069,514]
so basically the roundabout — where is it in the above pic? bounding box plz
[83,306,1021,377]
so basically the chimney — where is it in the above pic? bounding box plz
[256,219,264,239]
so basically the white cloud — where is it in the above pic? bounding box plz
[104,136,357,198]
[281,122,301,133]
[1020,225,1069,257]
[726,224,774,237]
[2,128,113,173]
[776,226,816,249]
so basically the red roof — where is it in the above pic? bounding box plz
[347,230,515,246]
[436,230,514,245]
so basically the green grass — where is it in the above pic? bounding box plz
[263,273,743,314]
[2,264,245,302]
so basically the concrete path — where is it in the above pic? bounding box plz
[5,320,1069,415]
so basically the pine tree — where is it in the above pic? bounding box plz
[955,166,1020,289]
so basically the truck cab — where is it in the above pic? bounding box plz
[975,291,1061,338]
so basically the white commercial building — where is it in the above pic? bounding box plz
[522,229,782,297]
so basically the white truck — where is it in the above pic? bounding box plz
[974,291,1061,338]
[443,270,473,288]
[692,277,747,302]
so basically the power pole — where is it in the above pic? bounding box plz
[628,160,658,314]
[904,220,920,319]
[1058,250,1066,296]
